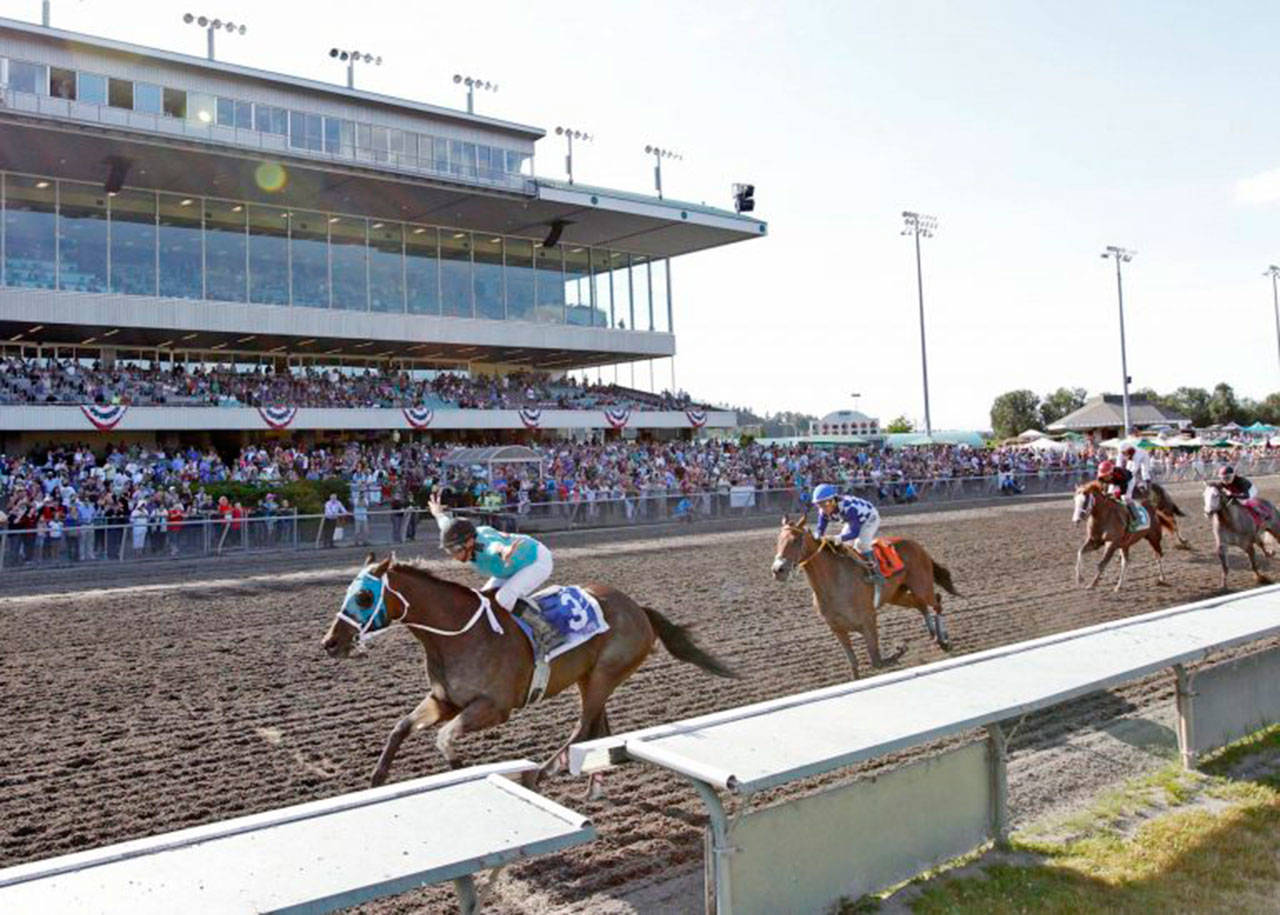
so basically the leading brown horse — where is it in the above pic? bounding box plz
[772,518,959,678]
[1073,481,1169,590]
[321,554,736,793]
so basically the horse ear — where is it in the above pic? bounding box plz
[781,514,790,526]
[371,554,393,575]
[364,551,376,566]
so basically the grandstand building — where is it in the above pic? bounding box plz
[0,17,762,447]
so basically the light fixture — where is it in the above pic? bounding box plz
[644,145,684,199]
[412,227,427,234]
[296,338,316,346]
[452,73,499,113]
[371,222,384,229]
[35,180,50,189]
[231,205,243,212]
[156,340,174,347]
[330,47,383,88]
[236,335,255,343]
[103,328,119,337]
[328,216,340,223]
[183,12,247,61]
[554,126,593,184]
[453,232,466,238]
[82,337,97,344]
[180,332,199,340]
[180,198,194,207]
[28,324,44,333]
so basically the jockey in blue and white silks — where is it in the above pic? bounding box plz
[428,492,558,656]
[811,483,886,605]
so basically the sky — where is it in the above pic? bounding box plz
[7,0,1280,429]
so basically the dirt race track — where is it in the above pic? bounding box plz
[2,481,1278,913]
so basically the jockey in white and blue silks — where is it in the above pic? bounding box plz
[428,492,557,655]
[811,483,887,605]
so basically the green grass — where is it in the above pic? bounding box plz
[837,726,1280,915]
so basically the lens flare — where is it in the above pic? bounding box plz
[254,162,287,193]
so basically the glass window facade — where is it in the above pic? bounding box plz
[78,72,108,105]
[9,61,45,94]
[248,204,288,305]
[440,231,472,318]
[134,82,162,114]
[205,202,247,302]
[57,182,108,292]
[109,189,156,296]
[108,78,133,109]
[290,211,329,307]
[158,194,202,299]
[5,176,56,289]
[330,216,367,310]
[0,173,674,332]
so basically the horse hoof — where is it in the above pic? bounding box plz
[370,770,387,788]
[519,769,541,790]
[1156,580,1171,587]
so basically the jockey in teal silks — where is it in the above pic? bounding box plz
[811,483,887,606]
[428,492,558,657]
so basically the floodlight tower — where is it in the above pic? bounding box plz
[555,127,592,184]
[901,211,937,436]
[330,48,382,89]
[1101,246,1136,437]
[183,13,247,61]
[645,145,682,199]
[1265,265,1280,378]
[453,74,498,114]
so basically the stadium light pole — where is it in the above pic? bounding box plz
[330,49,382,89]
[183,14,247,61]
[1101,246,1136,437]
[901,211,937,436]
[42,0,49,26]
[1265,265,1280,379]
[645,145,682,200]
[453,74,498,114]
[555,127,592,184]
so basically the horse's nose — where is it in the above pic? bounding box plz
[322,635,343,658]
[771,558,789,580]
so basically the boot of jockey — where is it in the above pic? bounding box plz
[812,483,885,607]
[511,595,559,659]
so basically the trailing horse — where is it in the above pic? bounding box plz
[1072,481,1168,591]
[321,554,736,794]
[771,517,959,679]
[1203,485,1280,590]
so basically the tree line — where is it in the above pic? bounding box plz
[990,384,1280,440]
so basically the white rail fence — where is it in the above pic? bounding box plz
[570,585,1280,914]
[0,760,593,915]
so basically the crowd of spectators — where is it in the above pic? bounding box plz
[4,436,1274,566]
[0,358,702,411]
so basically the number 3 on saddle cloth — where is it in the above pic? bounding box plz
[513,585,610,662]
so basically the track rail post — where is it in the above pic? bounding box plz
[1173,663,1197,769]
[985,723,1010,849]
[685,776,734,915]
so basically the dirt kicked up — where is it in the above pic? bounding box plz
[1,481,1276,913]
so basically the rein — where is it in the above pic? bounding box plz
[793,532,826,569]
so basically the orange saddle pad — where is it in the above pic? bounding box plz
[872,538,905,577]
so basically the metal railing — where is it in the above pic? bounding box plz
[4,457,1277,571]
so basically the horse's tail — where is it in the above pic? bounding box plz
[932,561,960,597]
[642,606,738,679]
[1153,484,1185,517]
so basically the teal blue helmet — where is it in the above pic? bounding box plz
[811,483,840,504]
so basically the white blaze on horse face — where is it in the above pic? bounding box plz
[1072,492,1087,523]
[771,556,788,577]
[1203,486,1219,516]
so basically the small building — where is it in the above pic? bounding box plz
[1047,395,1190,440]
[810,410,880,438]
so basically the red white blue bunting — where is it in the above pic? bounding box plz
[604,407,631,430]
[403,406,435,430]
[80,403,128,431]
[685,409,708,429]
[258,405,298,430]
[519,407,543,429]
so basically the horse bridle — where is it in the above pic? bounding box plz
[335,568,506,647]
[779,524,824,569]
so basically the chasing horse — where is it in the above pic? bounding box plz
[321,553,736,795]
[1204,465,1280,590]
[1073,460,1169,591]
[1120,443,1190,549]
[771,493,959,679]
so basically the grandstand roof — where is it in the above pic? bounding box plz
[1047,395,1190,433]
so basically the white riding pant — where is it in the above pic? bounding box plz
[483,543,554,612]
[842,514,880,553]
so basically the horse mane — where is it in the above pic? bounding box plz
[388,560,475,594]
[1078,479,1105,496]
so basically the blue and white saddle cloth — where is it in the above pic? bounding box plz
[1127,503,1150,533]
[514,585,610,662]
